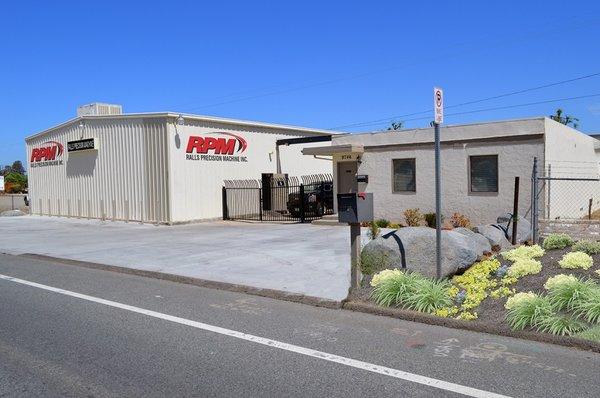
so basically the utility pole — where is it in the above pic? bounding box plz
[433,87,444,279]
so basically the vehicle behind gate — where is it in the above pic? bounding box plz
[222,174,334,222]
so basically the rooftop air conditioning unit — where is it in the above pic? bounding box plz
[77,103,123,116]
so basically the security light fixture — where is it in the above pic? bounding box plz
[177,115,185,125]
[78,120,85,138]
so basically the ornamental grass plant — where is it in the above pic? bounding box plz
[370,270,452,314]
[505,294,553,330]
[547,278,598,311]
[370,271,423,307]
[404,278,453,314]
[535,313,587,336]
[571,285,600,323]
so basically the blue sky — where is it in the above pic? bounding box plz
[1,1,599,166]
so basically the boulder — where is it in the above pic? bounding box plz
[361,227,478,278]
[453,227,492,256]
[496,214,531,243]
[472,224,512,250]
[0,210,25,217]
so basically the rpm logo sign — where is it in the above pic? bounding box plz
[30,141,64,167]
[186,132,248,163]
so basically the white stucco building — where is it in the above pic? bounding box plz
[303,117,600,224]
[25,105,335,223]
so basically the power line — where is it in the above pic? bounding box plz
[330,72,600,129]
[358,93,600,130]
[173,16,600,113]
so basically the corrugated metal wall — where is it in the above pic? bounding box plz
[26,117,170,223]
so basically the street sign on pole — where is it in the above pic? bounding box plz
[434,87,444,124]
[433,87,443,279]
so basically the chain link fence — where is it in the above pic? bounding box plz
[532,159,600,241]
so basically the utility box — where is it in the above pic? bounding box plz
[337,192,373,223]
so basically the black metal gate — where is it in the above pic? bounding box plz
[222,174,334,222]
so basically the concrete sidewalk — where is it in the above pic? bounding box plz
[0,216,350,301]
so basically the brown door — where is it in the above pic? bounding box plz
[337,161,358,193]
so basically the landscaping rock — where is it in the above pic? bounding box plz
[361,227,478,278]
[0,210,25,217]
[472,224,512,249]
[453,227,492,255]
[495,214,531,243]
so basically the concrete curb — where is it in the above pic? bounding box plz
[13,252,600,353]
[17,253,343,310]
[343,300,600,354]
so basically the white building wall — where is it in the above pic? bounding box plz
[26,117,169,222]
[332,119,546,225]
[166,118,332,222]
[543,118,600,219]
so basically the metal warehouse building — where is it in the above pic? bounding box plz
[26,104,334,223]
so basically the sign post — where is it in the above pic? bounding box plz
[433,87,443,279]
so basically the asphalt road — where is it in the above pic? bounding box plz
[1,254,599,397]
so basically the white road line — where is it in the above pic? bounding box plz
[0,274,510,398]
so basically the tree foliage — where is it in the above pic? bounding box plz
[387,121,403,130]
[3,172,27,193]
[550,108,579,129]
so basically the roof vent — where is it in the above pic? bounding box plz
[77,103,123,116]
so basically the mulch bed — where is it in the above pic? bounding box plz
[347,247,600,352]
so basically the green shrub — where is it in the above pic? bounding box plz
[507,258,542,278]
[424,213,438,228]
[535,313,587,336]
[571,286,600,323]
[543,274,578,290]
[388,223,401,229]
[506,295,553,330]
[371,271,422,307]
[547,278,598,311]
[572,240,600,255]
[374,219,390,228]
[360,249,392,275]
[501,245,545,262]
[403,208,424,227]
[367,223,380,240]
[542,233,574,250]
[404,278,453,314]
[576,325,600,342]
[370,269,402,287]
[558,251,593,270]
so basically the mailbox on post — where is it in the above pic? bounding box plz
[337,192,373,224]
[337,192,374,292]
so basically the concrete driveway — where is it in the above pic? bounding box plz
[0,216,350,301]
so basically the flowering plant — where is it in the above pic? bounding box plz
[507,259,542,278]
[452,259,500,311]
[543,274,578,290]
[370,269,402,287]
[505,291,538,310]
[501,245,545,262]
[558,251,593,270]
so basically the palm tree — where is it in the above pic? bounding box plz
[550,108,579,129]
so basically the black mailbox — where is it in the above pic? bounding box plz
[337,192,374,223]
